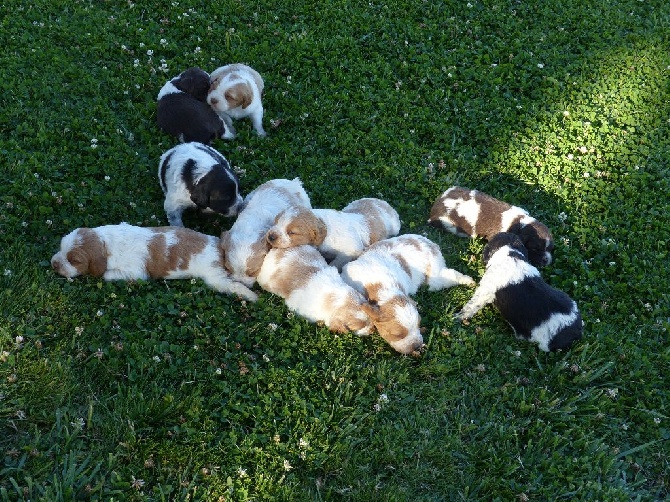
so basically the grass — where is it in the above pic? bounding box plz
[1,0,669,499]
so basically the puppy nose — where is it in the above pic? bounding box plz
[267,232,277,243]
[209,97,219,105]
[51,260,60,273]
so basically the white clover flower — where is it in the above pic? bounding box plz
[283,459,293,471]
[160,38,167,45]
[237,467,248,478]
[75,326,84,335]
[153,355,161,363]
[15,335,24,344]
[139,42,145,48]
[96,310,103,317]
[578,146,588,154]
[263,354,270,362]
[70,417,85,430]
[563,110,570,117]
[654,417,661,424]
[378,393,389,404]
[133,59,140,67]
[105,175,110,181]
[0,351,10,363]
[537,63,544,69]
[298,438,309,449]
[558,212,568,222]
[215,368,222,375]
[268,323,278,331]
[147,49,153,56]
[4,269,12,276]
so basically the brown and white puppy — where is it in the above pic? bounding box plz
[51,223,257,301]
[207,63,266,138]
[266,198,402,270]
[256,245,373,335]
[455,232,582,352]
[220,178,311,287]
[156,67,231,144]
[428,186,554,267]
[341,234,475,354]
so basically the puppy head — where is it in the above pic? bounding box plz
[208,79,253,111]
[191,169,243,217]
[517,221,554,267]
[51,228,107,278]
[173,67,211,102]
[220,229,269,284]
[483,232,528,265]
[360,287,423,355]
[266,208,327,248]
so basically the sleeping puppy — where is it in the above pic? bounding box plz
[342,234,475,354]
[455,232,582,352]
[159,142,243,227]
[265,198,402,269]
[156,67,231,144]
[207,63,266,138]
[428,186,554,267]
[51,223,257,301]
[220,178,311,287]
[256,245,373,335]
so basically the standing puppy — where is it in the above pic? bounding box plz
[256,245,373,335]
[207,63,266,138]
[266,198,402,269]
[428,186,554,267]
[156,67,231,144]
[220,178,311,287]
[51,223,257,301]
[455,232,582,352]
[159,142,243,227]
[342,234,475,354]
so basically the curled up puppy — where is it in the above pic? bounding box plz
[159,142,243,227]
[341,234,475,355]
[51,223,257,301]
[220,178,311,287]
[266,198,402,270]
[207,63,266,138]
[455,232,582,352]
[156,67,231,144]
[428,186,554,267]
[256,245,373,335]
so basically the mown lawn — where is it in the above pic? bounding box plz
[1,0,669,500]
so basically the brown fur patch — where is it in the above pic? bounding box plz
[245,238,270,278]
[267,251,321,298]
[361,299,411,343]
[145,228,208,279]
[224,82,252,109]
[286,210,327,247]
[67,228,107,277]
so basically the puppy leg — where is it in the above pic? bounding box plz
[220,114,236,139]
[202,272,258,302]
[427,267,475,291]
[250,109,267,137]
[454,285,495,321]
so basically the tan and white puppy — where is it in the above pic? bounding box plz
[428,186,554,267]
[266,198,402,270]
[220,178,311,287]
[51,223,257,301]
[342,234,475,354]
[256,245,373,335]
[207,63,266,138]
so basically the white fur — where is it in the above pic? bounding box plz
[220,178,311,287]
[51,223,257,301]
[256,245,372,335]
[207,63,266,137]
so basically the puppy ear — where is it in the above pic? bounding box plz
[241,89,252,109]
[360,302,381,322]
[311,218,328,246]
[190,182,210,209]
[88,254,108,277]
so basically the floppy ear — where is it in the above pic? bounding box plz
[360,302,381,322]
[190,182,210,209]
[89,253,108,277]
[241,91,252,109]
[311,218,328,246]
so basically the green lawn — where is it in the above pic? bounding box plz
[1,0,668,500]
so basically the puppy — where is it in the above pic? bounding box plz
[51,223,257,301]
[428,186,554,267]
[342,234,475,354]
[207,63,266,138]
[256,245,373,335]
[158,142,243,227]
[156,67,231,144]
[220,178,311,287]
[266,198,402,269]
[455,232,582,352]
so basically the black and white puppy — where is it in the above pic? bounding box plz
[159,142,243,227]
[428,186,554,267]
[156,67,232,144]
[455,232,582,352]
